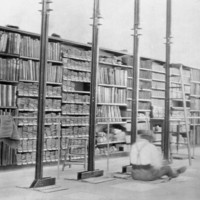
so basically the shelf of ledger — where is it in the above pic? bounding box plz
[19,136,60,140]
[63,54,132,69]
[0,80,18,84]
[96,141,126,146]
[62,101,90,104]
[63,78,90,83]
[62,90,90,94]
[126,108,151,112]
[98,83,127,88]
[191,80,200,84]
[152,87,165,91]
[0,52,19,58]
[18,122,60,126]
[63,66,91,73]
[20,55,63,64]
[62,113,90,115]
[0,106,17,109]
[18,94,62,99]
[17,148,59,153]
[19,79,62,86]
[170,81,190,86]
[190,94,200,98]
[97,103,127,107]
[18,108,61,112]
[61,123,89,127]
[128,77,152,82]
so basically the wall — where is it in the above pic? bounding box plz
[0,0,200,68]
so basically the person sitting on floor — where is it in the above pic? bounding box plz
[130,129,187,181]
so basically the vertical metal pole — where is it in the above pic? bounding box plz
[30,0,55,188]
[131,0,140,144]
[164,0,171,160]
[88,0,101,171]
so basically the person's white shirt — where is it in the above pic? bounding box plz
[130,138,163,169]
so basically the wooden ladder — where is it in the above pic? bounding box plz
[62,137,88,171]
[170,64,192,165]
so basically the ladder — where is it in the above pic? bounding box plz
[62,137,88,171]
[170,64,192,165]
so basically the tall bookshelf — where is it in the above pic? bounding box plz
[190,68,200,145]
[0,25,200,167]
[95,49,130,157]
[60,43,91,162]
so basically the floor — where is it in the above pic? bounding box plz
[0,147,200,200]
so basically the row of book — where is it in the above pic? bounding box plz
[170,110,190,118]
[191,99,200,110]
[62,80,76,91]
[138,102,151,110]
[97,86,127,103]
[0,84,17,107]
[152,80,165,89]
[0,142,17,166]
[0,58,19,81]
[140,70,152,79]
[18,124,60,138]
[98,66,127,86]
[62,104,89,114]
[152,62,165,72]
[19,60,62,82]
[190,112,200,124]
[0,31,21,54]
[17,98,61,110]
[18,138,59,152]
[140,80,152,90]
[151,106,164,118]
[96,105,122,122]
[152,90,165,98]
[18,83,61,97]
[20,36,40,58]
[18,82,38,96]
[152,72,165,81]
[62,45,92,60]
[48,42,61,61]
[63,68,90,82]
[61,116,89,125]
[140,60,152,69]
[63,58,91,71]
[62,93,90,103]
[17,112,60,124]
[45,99,61,109]
[191,68,200,82]
[170,76,190,84]
[95,146,119,155]
[62,126,89,137]
[16,151,58,165]
[46,64,62,83]
[19,59,39,81]
[139,90,151,99]
[191,83,200,95]
[99,55,123,65]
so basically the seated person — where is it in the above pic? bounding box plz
[130,129,186,181]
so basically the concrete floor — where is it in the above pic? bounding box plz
[0,147,200,200]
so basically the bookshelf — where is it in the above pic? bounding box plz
[95,49,130,157]
[1,25,200,167]
[60,43,91,162]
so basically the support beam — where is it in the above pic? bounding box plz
[131,0,140,144]
[163,0,172,160]
[30,0,55,188]
[78,0,103,179]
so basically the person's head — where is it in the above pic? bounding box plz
[137,129,155,143]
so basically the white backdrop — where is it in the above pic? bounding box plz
[0,0,200,68]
